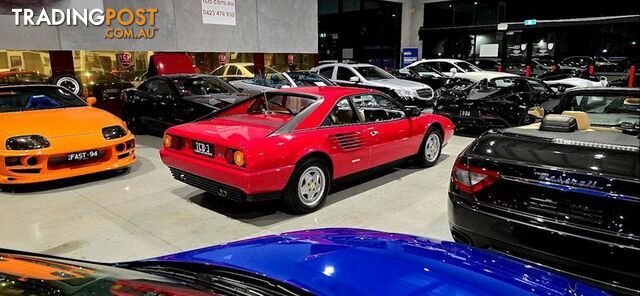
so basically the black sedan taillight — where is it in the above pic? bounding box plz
[451,157,500,194]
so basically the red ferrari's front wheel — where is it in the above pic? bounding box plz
[415,128,443,168]
[283,158,330,214]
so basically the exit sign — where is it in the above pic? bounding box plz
[524,19,537,26]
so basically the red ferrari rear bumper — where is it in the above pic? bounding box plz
[160,148,294,200]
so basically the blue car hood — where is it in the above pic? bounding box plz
[150,228,607,296]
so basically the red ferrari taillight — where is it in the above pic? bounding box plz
[224,148,245,167]
[163,134,183,150]
[451,157,500,194]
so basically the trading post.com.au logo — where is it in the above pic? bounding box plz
[11,8,158,39]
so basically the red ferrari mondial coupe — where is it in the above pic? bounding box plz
[160,87,454,213]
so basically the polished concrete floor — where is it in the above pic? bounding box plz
[0,134,475,262]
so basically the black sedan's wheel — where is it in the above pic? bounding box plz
[415,128,443,168]
[283,158,330,214]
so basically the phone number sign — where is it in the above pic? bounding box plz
[202,0,236,26]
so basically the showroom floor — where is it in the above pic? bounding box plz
[0,134,474,263]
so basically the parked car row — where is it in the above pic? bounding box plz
[1,53,638,295]
[471,55,633,74]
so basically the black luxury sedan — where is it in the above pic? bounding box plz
[392,64,473,91]
[433,76,559,130]
[448,101,640,294]
[121,74,249,133]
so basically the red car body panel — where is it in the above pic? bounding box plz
[148,53,198,76]
[160,87,454,198]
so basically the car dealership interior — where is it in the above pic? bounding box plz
[0,0,639,295]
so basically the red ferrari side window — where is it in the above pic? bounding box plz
[352,94,405,122]
[325,98,360,126]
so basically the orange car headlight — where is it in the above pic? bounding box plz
[102,126,127,140]
[6,135,50,150]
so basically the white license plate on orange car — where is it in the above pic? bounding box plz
[67,150,100,162]
[193,141,213,157]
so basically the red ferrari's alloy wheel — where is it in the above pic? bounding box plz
[415,129,442,168]
[284,158,330,214]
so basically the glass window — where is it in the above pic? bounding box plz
[491,78,517,88]
[0,52,8,68]
[352,94,406,122]
[343,0,360,12]
[336,67,356,81]
[353,66,395,80]
[326,98,360,125]
[145,80,173,96]
[156,81,174,96]
[172,76,237,96]
[527,79,548,92]
[248,94,316,116]
[409,65,443,78]
[319,0,339,15]
[454,61,482,72]
[569,95,640,127]
[227,66,240,76]
[424,61,441,71]
[287,72,336,87]
[319,66,335,79]
[212,66,226,76]
[0,86,85,113]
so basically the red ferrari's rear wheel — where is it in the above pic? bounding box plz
[283,158,330,214]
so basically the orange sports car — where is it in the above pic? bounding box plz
[0,84,135,185]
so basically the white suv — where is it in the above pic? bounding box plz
[311,63,435,107]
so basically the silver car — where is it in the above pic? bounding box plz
[311,63,435,107]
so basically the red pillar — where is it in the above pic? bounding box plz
[253,53,265,78]
[629,66,636,88]
[588,65,595,76]
[497,65,502,72]
[48,51,75,76]
[525,65,531,77]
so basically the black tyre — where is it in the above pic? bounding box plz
[415,128,443,168]
[51,74,83,97]
[283,158,330,214]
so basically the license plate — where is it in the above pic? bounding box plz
[193,141,213,157]
[459,110,479,117]
[67,150,100,162]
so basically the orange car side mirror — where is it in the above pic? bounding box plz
[86,97,97,106]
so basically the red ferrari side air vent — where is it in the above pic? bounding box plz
[328,132,365,151]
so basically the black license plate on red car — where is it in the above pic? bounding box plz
[193,141,213,157]
[67,150,100,162]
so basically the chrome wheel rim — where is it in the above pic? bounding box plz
[57,77,80,95]
[297,166,326,206]
[424,133,441,162]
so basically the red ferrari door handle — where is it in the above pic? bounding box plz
[370,131,379,137]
